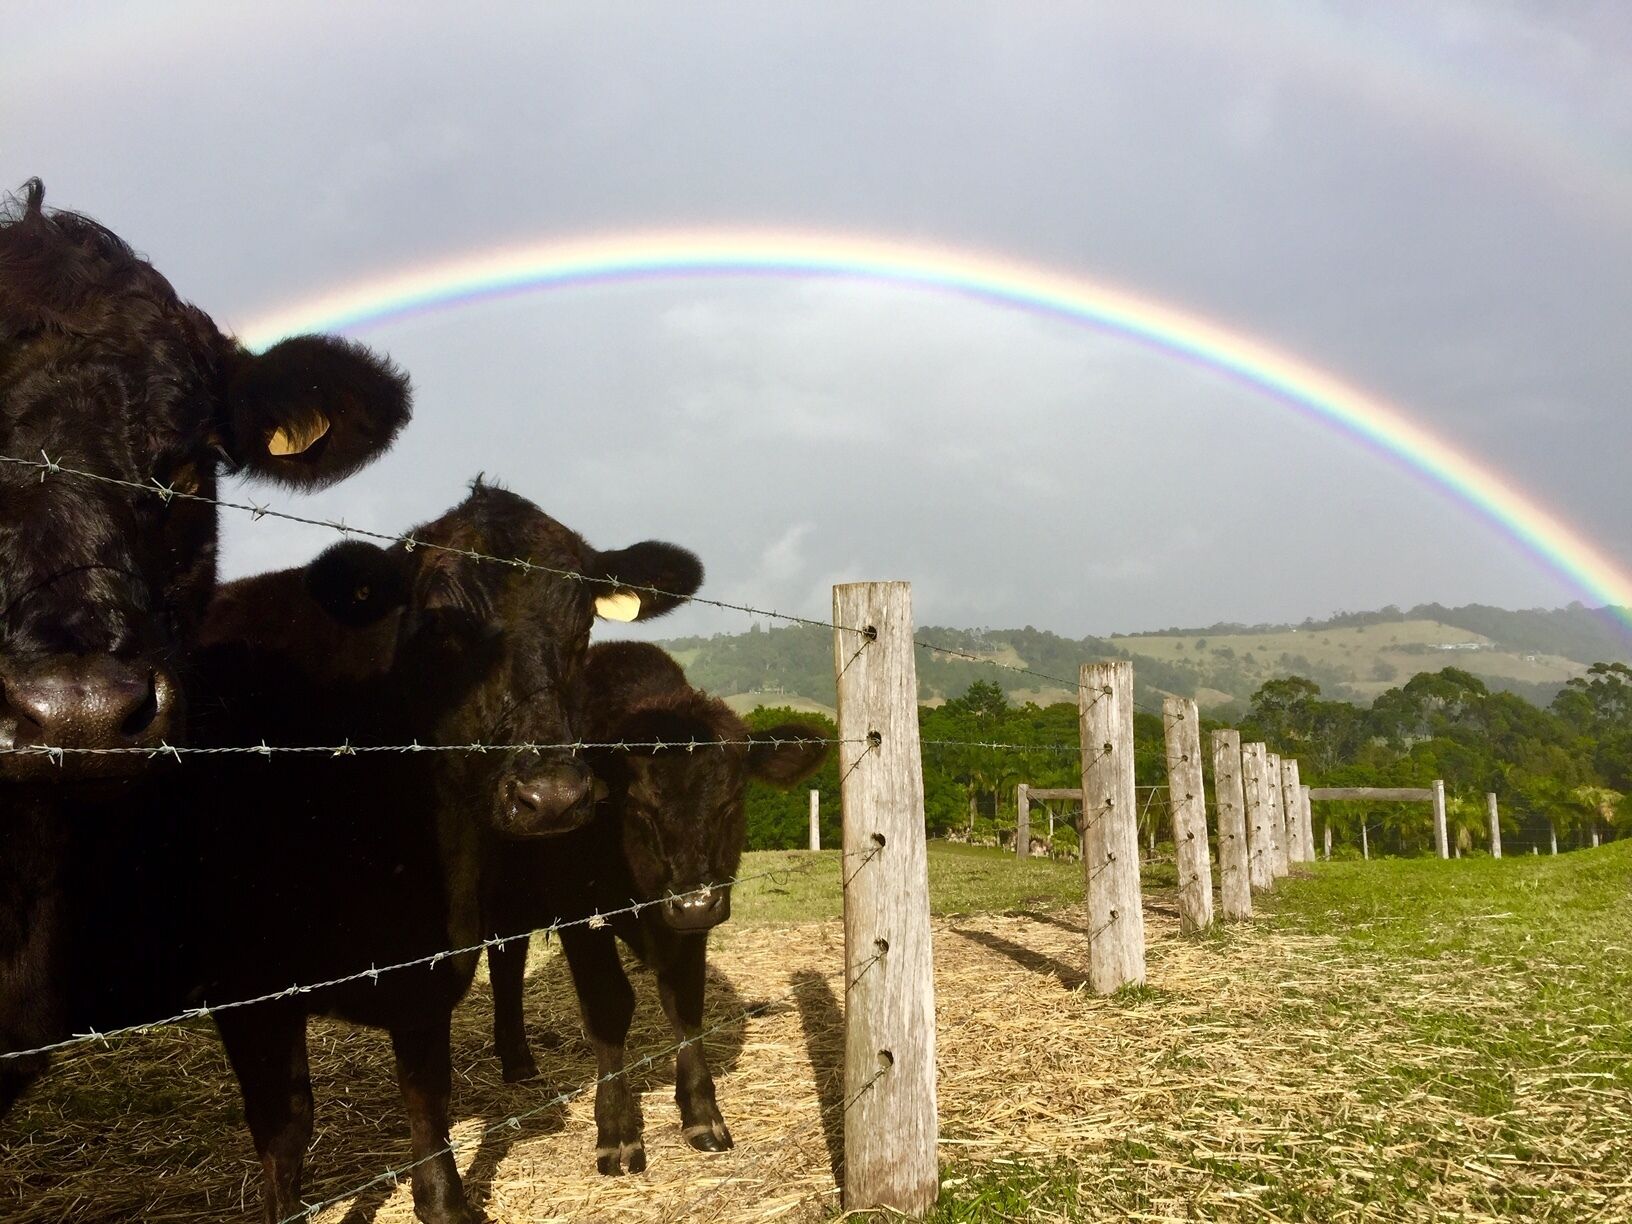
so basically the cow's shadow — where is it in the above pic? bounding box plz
[318,940,748,1223]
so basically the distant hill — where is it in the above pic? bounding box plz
[659,602,1631,714]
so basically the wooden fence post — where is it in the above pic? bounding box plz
[1486,792,1500,859]
[1209,730,1252,920]
[1079,661,1145,994]
[1549,820,1558,855]
[808,789,821,851]
[832,582,938,1215]
[1162,697,1214,933]
[1356,821,1364,860]
[1432,778,1449,859]
[1281,758,1305,865]
[1016,783,1031,860]
[1241,743,1274,890]
[1265,752,1290,878]
[1301,785,1315,862]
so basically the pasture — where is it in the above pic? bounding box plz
[6,841,1626,1222]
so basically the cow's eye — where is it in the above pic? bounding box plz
[354,584,371,602]
[152,459,201,499]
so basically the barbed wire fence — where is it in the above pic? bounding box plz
[0,452,1533,1219]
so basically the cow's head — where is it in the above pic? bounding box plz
[586,644,829,930]
[0,181,409,778]
[404,480,704,838]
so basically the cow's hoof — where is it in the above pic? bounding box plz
[499,1054,539,1083]
[685,1120,735,1152]
[596,1141,646,1176]
[414,1199,487,1224]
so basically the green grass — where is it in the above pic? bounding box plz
[733,842,1088,926]
[822,839,1632,1221]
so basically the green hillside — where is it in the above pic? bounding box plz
[660,602,1631,713]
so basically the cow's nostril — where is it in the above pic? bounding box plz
[118,676,160,737]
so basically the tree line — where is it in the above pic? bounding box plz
[741,663,1632,856]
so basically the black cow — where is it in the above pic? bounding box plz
[1,181,409,1113]
[178,485,704,1224]
[484,641,827,1175]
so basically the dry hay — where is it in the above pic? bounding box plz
[3,886,1628,1222]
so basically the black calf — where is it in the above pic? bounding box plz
[185,488,700,1224]
[483,641,827,1174]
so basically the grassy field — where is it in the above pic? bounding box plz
[6,842,1626,1222]
[898,841,1632,1221]
[1113,618,1583,705]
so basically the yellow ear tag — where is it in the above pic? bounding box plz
[594,591,641,622]
[268,414,331,457]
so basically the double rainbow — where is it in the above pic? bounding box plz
[238,230,1632,627]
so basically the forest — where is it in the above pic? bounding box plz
[743,662,1632,856]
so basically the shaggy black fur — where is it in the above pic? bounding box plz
[483,641,828,1175]
[0,183,409,1172]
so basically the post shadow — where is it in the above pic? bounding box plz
[950,926,1088,991]
[791,970,846,1187]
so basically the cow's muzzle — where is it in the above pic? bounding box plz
[661,886,730,931]
[0,654,180,776]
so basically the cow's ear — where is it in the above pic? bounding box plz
[589,542,703,622]
[303,541,413,628]
[746,723,831,786]
[222,335,410,489]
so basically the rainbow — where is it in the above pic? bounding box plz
[237,231,1632,627]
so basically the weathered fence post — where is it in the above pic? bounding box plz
[1549,820,1558,855]
[809,788,821,851]
[1241,743,1274,890]
[1210,730,1252,920]
[1486,792,1500,859]
[832,582,938,1216]
[1265,751,1289,878]
[1016,783,1031,860]
[1432,778,1449,859]
[1301,785,1315,861]
[1281,758,1305,865]
[1079,662,1145,994]
[1357,820,1365,860]
[1162,697,1214,933]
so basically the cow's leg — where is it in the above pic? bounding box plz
[215,1006,313,1224]
[487,937,538,1082]
[391,1013,479,1224]
[652,929,733,1152]
[559,926,643,1175]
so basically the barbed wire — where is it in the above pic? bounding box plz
[1,452,1183,707]
[0,862,822,1065]
[0,451,872,635]
[277,951,885,1224]
[0,735,861,762]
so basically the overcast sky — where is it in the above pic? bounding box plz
[6,2,1631,640]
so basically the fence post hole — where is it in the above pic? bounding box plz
[1209,730,1252,921]
[809,789,821,852]
[1162,697,1214,934]
[1265,751,1290,878]
[1432,778,1449,860]
[1301,784,1315,861]
[1240,743,1274,890]
[1356,821,1363,860]
[1079,661,1146,994]
[1281,758,1305,865]
[832,582,938,1216]
[1486,792,1500,859]
[1016,783,1031,860]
